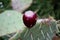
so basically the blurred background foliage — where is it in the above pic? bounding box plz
[24,0,60,20]
[0,0,60,20]
[0,0,12,12]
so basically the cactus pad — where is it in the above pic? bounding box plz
[10,21,58,40]
[0,10,25,36]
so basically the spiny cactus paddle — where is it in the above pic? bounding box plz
[10,20,58,40]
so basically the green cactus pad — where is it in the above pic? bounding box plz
[11,0,32,12]
[10,21,58,40]
[20,21,57,40]
[0,10,25,36]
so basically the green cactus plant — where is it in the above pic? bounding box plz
[0,10,25,37]
[11,0,32,12]
[10,20,58,40]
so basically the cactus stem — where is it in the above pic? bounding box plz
[31,34,33,40]
[24,29,29,37]
[46,38,49,40]
[41,30,45,39]
[49,26,53,33]
[56,24,59,32]
[39,23,42,29]
[38,38,40,40]
[47,33,51,40]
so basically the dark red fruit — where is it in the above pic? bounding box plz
[52,35,60,40]
[23,11,37,28]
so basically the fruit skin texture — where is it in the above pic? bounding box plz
[23,11,37,28]
[52,35,60,40]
